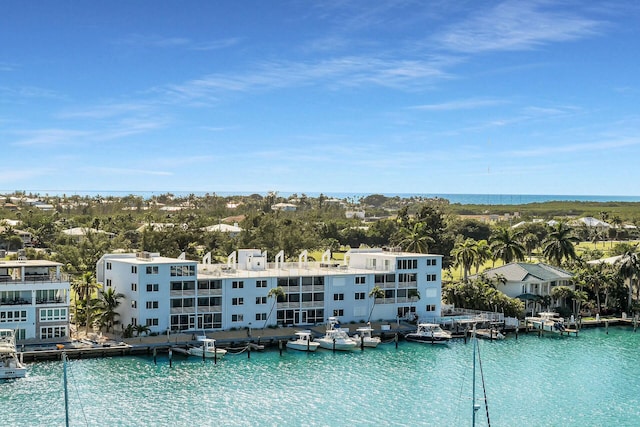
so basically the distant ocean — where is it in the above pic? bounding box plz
[7,190,640,205]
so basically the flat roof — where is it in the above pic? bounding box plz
[0,260,63,268]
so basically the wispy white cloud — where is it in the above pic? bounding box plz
[116,34,240,51]
[11,129,90,147]
[0,62,17,72]
[90,166,173,176]
[116,34,191,48]
[506,136,640,158]
[411,98,507,111]
[57,102,153,119]
[0,86,65,101]
[159,55,454,103]
[434,1,603,53]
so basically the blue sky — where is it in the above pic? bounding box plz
[1,1,639,196]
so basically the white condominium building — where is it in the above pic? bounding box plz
[0,259,70,340]
[96,248,443,334]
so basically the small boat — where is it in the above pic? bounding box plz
[0,329,26,379]
[351,324,381,348]
[286,330,320,352]
[405,323,452,345]
[315,317,357,351]
[187,336,227,359]
[475,328,505,340]
[526,312,568,334]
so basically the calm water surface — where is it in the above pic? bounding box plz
[2,327,640,426]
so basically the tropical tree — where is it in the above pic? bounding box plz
[617,248,640,312]
[395,222,433,254]
[522,233,539,261]
[134,324,150,337]
[264,286,285,328]
[551,285,574,310]
[367,285,385,322]
[96,287,125,332]
[542,222,579,267]
[451,238,477,282]
[72,272,101,335]
[474,239,492,273]
[408,288,420,320]
[490,228,525,265]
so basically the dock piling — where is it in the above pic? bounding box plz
[169,349,173,368]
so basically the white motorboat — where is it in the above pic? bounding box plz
[315,317,357,351]
[526,312,568,334]
[475,328,505,340]
[0,329,26,379]
[405,323,452,345]
[286,330,320,352]
[351,324,381,348]
[187,336,227,359]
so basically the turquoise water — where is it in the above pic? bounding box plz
[2,327,640,426]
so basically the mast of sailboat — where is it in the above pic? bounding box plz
[472,325,480,426]
[63,352,70,427]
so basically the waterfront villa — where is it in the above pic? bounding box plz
[96,248,443,334]
[0,259,70,340]
[472,262,574,313]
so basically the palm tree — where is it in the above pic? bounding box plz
[134,324,150,337]
[264,286,285,328]
[551,285,574,310]
[367,285,385,322]
[542,222,579,267]
[474,240,492,273]
[408,288,420,320]
[617,248,640,312]
[96,287,125,332]
[395,222,433,253]
[522,233,539,261]
[73,272,101,335]
[490,228,525,265]
[451,238,477,282]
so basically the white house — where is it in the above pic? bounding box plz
[271,203,297,212]
[202,223,243,237]
[96,248,443,334]
[473,263,573,299]
[0,259,70,341]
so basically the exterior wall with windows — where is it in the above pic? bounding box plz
[97,249,443,334]
[0,259,69,340]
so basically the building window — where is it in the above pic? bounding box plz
[40,326,67,339]
[146,301,159,309]
[131,317,137,326]
[232,314,244,322]
[0,310,28,322]
[232,281,244,289]
[106,279,112,287]
[426,304,436,312]
[256,313,267,321]
[426,274,437,282]
[355,276,366,285]
[426,258,437,266]
[171,265,196,277]
[333,309,344,317]
[256,296,267,305]
[333,293,344,301]
[131,300,137,309]
[39,308,67,322]
[146,266,159,274]
[131,283,137,291]
[131,266,137,274]
[145,318,159,326]
[106,262,112,270]
[147,284,159,292]
[256,280,267,288]
[355,292,365,300]
[232,298,244,306]
[397,259,418,270]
